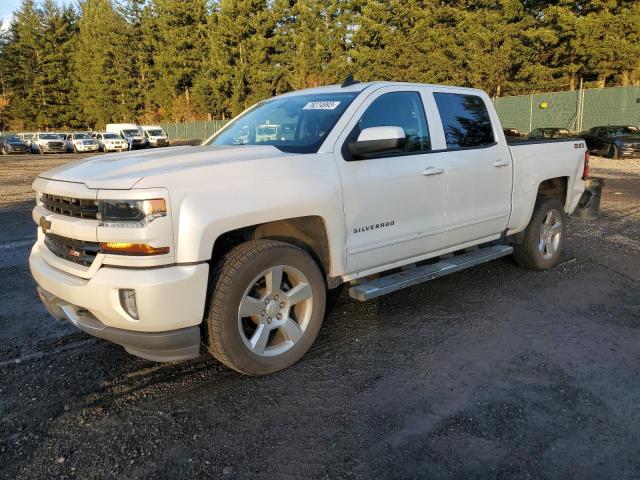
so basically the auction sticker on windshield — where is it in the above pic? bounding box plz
[303,101,341,110]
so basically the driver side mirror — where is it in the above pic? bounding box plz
[348,126,405,159]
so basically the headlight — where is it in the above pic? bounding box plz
[97,199,167,227]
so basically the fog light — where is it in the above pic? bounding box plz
[119,289,139,319]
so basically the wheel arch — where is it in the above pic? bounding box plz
[510,176,569,244]
[209,216,339,288]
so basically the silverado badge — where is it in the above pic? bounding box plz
[39,216,51,234]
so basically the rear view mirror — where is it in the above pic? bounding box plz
[348,126,405,158]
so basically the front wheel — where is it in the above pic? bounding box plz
[206,239,326,375]
[608,144,619,159]
[1,146,7,155]
[513,197,566,270]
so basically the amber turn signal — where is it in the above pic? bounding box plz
[100,242,170,256]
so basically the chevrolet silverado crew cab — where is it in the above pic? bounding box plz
[30,81,588,375]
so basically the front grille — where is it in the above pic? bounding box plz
[48,141,64,147]
[44,233,99,267]
[41,193,99,219]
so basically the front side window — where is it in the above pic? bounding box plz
[607,126,639,137]
[434,93,494,149]
[207,92,358,154]
[353,91,431,154]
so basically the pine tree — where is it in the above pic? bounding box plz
[1,0,45,129]
[39,0,78,128]
[194,0,279,119]
[72,0,133,128]
[273,0,352,90]
[148,0,208,121]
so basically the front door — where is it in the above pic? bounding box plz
[333,88,449,274]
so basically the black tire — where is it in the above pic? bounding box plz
[513,197,566,270]
[608,144,619,159]
[206,239,326,375]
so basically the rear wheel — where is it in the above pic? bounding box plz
[206,239,326,375]
[513,197,566,270]
[608,144,619,159]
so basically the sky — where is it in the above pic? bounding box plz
[1,0,74,29]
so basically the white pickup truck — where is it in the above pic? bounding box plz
[29,81,589,375]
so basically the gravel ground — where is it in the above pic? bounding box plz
[0,152,639,479]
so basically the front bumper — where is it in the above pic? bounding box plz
[5,145,27,153]
[75,144,98,152]
[38,287,201,361]
[104,144,128,152]
[41,145,66,153]
[620,147,640,157]
[30,242,209,361]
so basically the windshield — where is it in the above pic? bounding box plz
[4,136,21,142]
[122,129,140,136]
[73,133,91,139]
[207,92,359,153]
[104,133,119,139]
[40,134,59,140]
[146,129,164,136]
[607,126,640,137]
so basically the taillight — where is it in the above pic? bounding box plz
[582,151,590,180]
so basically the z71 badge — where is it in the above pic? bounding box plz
[354,221,394,234]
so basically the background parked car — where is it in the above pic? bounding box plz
[105,123,147,149]
[31,132,66,154]
[64,132,99,153]
[141,125,169,147]
[582,125,640,159]
[0,134,28,155]
[92,132,128,152]
[528,127,574,139]
[16,132,35,149]
[503,127,523,138]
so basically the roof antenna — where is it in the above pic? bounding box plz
[341,74,359,88]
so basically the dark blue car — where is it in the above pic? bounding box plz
[582,125,640,159]
[0,135,28,155]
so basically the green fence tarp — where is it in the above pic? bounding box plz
[494,85,640,133]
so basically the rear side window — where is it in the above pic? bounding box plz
[433,93,494,150]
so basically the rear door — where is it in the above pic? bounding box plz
[333,87,449,273]
[430,90,512,246]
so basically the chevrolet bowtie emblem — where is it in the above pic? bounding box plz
[39,216,51,233]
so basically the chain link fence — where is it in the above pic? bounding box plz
[494,85,640,134]
[160,120,228,141]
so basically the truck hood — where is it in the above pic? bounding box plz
[37,145,291,190]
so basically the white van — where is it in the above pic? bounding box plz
[141,125,169,147]
[105,123,147,149]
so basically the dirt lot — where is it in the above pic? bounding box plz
[0,152,639,479]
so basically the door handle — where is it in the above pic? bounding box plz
[422,167,444,176]
[493,159,510,167]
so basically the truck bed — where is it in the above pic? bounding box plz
[506,136,584,146]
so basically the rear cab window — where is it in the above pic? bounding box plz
[433,92,495,150]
